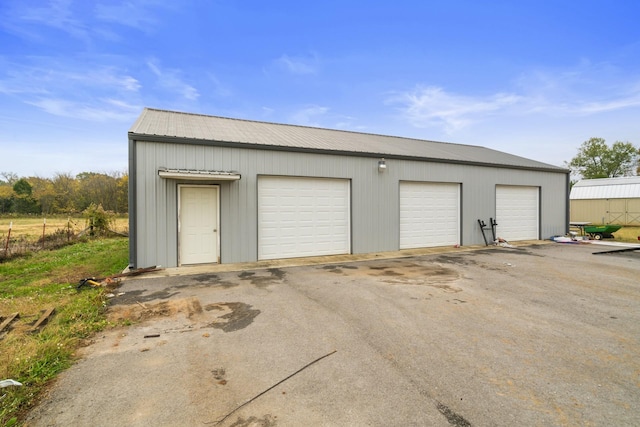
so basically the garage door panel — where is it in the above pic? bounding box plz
[496,185,539,241]
[258,176,351,260]
[400,182,460,249]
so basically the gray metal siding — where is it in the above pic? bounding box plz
[132,140,568,267]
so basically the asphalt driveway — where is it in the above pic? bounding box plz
[26,243,640,426]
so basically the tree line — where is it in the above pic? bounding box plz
[0,137,636,215]
[567,137,639,179]
[0,171,128,215]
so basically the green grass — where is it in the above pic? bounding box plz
[0,237,129,426]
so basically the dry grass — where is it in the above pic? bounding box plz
[612,226,640,243]
[0,216,128,239]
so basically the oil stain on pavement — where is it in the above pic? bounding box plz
[238,268,286,288]
[205,302,261,332]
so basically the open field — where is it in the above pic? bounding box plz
[0,216,129,239]
[0,237,129,426]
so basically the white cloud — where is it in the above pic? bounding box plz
[389,86,521,133]
[27,97,140,121]
[147,60,200,101]
[390,62,640,135]
[275,53,319,75]
[94,1,162,28]
[0,58,142,121]
[207,73,232,97]
[514,62,640,116]
[289,105,330,126]
[0,0,170,44]
[19,0,89,41]
[0,61,140,96]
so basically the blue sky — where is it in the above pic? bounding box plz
[1,0,639,178]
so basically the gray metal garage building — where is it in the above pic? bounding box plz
[128,108,569,268]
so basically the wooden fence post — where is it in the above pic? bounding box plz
[4,221,11,254]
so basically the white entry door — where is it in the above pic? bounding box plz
[179,185,219,265]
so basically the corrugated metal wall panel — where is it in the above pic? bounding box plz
[133,141,568,267]
[570,198,640,225]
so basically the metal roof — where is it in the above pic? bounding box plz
[570,176,640,199]
[129,108,567,172]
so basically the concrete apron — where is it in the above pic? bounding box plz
[140,240,547,278]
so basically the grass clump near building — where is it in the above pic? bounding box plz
[0,237,128,426]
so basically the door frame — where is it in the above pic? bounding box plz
[177,184,220,266]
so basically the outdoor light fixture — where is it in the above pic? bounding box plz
[378,158,387,172]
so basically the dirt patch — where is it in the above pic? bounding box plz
[107,298,260,333]
[107,297,203,323]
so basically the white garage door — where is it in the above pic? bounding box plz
[258,176,350,260]
[400,182,460,249]
[496,185,539,241]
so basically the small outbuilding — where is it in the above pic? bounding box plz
[570,176,640,226]
[128,108,569,268]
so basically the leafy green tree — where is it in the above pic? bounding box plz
[116,173,128,213]
[30,177,57,215]
[0,185,13,213]
[12,178,33,196]
[51,172,78,213]
[76,172,120,212]
[10,178,39,213]
[568,137,639,179]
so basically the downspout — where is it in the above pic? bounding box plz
[128,135,137,269]
[565,172,571,234]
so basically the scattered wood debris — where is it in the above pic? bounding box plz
[29,307,56,333]
[77,266,162,291]
[0,312,20,339]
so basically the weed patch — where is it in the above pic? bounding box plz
[0,237,128,425]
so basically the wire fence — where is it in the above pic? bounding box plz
[0,218,128,261]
